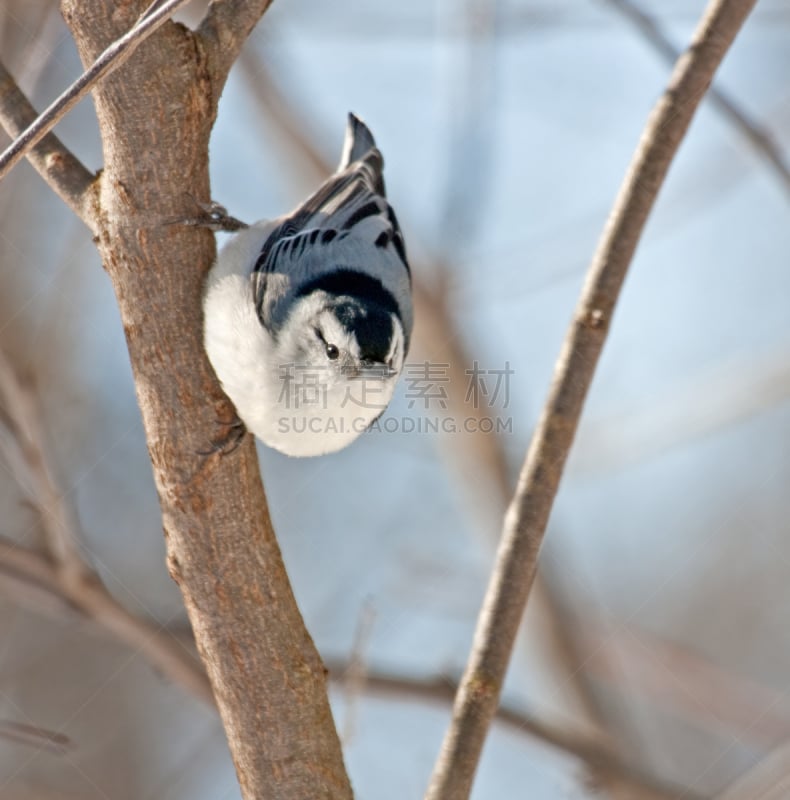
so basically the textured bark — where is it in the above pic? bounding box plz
[58,2,352,798]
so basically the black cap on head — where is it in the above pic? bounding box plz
[334,301,393,363]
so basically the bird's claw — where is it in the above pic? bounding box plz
[167,197,249,232]
[199,414,247,457]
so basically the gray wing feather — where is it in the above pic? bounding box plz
[253,113,411,340]
[339,113,378,171]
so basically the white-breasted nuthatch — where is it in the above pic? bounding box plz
[203,113,413,457]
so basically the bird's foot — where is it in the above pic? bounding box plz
[168,197,249,233]
[199,412,248,457]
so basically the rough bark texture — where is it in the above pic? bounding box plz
[58,2,352,798]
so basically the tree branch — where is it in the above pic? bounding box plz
[0,0,193,183]
[577,621,790,747]
[0,538,214,703]
[602,0,790,195]
[0,719,71,755]
[59,1,352,796]
[0,61,97,229]
[0,347,91,588]
[0,530,700,799]
[0,343,213,704]
[197,0,275,92]
[325,660,707,800]
[0,535,710,800]
[424,1,759,798]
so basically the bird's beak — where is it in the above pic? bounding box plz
[343,362,397,380]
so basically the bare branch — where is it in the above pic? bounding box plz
[574,345,790,473]
[0,61,96,229]
[323,661,706,800]
[425,1,759,798]
[0,343,213,704]
[0,347,91,587]
[1,527,697,799]
[602,0,790,195]
[0,0,193,183]
[340,600,376,743]
[197,0,275,91]
[0,719,72,755]
[578,621,790,746]
[0,561,76,619]
[412,279,640,794]
[0,537,213,704]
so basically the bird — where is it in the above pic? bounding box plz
[202,113,413,457]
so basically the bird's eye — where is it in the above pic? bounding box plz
[314,327,340,360]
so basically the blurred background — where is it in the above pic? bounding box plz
[1,0,789,798]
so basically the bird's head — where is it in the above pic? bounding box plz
[272,290,406,433]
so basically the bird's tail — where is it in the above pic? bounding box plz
[339,112,377,169]
[336,113,385,196]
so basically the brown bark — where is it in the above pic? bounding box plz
[49,2,353,797]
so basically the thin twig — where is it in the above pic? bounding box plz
[602,0,790,195]
[0,61,96,228]
[341,600,376,743]
[574,335,790,474]
[0,0,193,183]
[0,538,213,704]
[578,621,790,746]
[0,719,72,755]
[0,344,213,704]
[0,531,697,799]
[324,660,707,800]
[0,348,90,587]
[424,1,759,798]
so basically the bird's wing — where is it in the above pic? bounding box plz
[251,115,409,334]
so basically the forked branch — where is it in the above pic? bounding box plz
[198,0,276,90]
[0,61,96,228]
[0,0,193,183]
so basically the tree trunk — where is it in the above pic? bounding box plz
[59,2,353,797]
